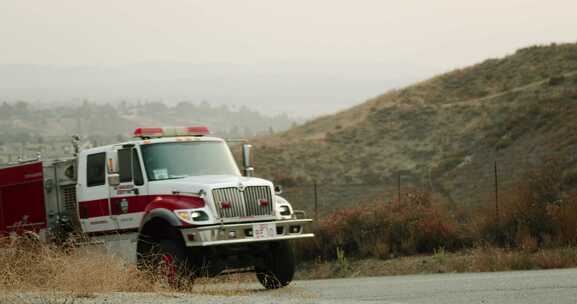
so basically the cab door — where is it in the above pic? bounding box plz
[109,145,147,231]
[78,149,116,233]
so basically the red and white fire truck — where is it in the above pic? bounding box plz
[0,127,313,288]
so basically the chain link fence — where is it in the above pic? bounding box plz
[282,148,577,220]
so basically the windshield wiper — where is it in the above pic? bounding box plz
[165,175,190,180]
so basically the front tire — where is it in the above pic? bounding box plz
[256,241,295,289]
[148,239,193,287]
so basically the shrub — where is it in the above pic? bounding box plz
[546,195,577,245]
[297,190,462,261]
[562,167,577,187]
[471,158,577,247]
[548,75,566,86]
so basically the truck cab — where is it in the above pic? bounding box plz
[75,127,313,288]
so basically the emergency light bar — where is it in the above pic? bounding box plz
[134,127,210,139]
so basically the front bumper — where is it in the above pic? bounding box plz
[180,219,314,247]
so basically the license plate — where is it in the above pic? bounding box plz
[253,223,277,240]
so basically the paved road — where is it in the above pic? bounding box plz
[293,268,577,304]
[12,268,577,304]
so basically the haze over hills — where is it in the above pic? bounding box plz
[0,101,294,163]
[0,62,429,118]
[252,43,577,205]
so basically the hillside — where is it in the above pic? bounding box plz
[252,43,577,207]
[0,101,294,163]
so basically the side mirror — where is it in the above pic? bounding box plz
[108,173,120,187]
[242,144,254,177]
[274,185,283,195]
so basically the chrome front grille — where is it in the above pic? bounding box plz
[212,186,273,218]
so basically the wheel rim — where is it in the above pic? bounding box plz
[160,254,177,284]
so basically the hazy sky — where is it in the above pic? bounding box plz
[1,0,576,116]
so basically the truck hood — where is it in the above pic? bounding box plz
[147,175,274,195]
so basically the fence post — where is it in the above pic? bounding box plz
[428,165,434,193]
[494,159,499,222]
[397,171,401,203]
[313,181,319,221]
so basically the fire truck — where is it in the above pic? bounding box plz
[0,127,313,289]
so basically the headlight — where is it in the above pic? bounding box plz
[279,205,292,216]
[176,210,191,222]
[174,209,209,223]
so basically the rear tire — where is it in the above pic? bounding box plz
[256,241,295,289]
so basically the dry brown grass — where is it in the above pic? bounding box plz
[0,238,154,294]
[1,236,576,300]
[0,237,254,297]
[469,246,577,272]
[296,246,577,280]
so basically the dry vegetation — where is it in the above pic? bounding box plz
[0,238,254,299]
[3,43,577,299]
[294,159,577,278]
[1,160,576,295]
[296,247,577,280]
[251,43,577,199]
[0,240,147,294]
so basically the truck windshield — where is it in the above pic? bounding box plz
[140,141,241,181]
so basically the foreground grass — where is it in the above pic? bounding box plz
[2,236,577,300]
[0,238,255,297]
[295,247,577,280]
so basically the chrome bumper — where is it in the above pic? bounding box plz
[180,219,314,247]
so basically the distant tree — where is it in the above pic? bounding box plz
[199,100,211,109]
[76,117,83,135]
[143,102,168,113]
[118,100,129,114]
[100,103,121,120]
[0,102,13,119]
[176,101,193,108]
[77,100,92,117]
[88,135,103,147]
[229,125,241,137]
[243,127,253,137]
[13,101,29,116]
